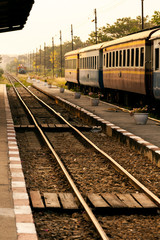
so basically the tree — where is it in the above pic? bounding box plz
[87,13,159,44]
[151,11,160,25]
[0,68,4,77]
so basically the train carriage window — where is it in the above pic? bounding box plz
[106,53,108,68]
[103,54,105,67]
[73,59,76,69]
[93,57,94,69]
[65,60,67,69]
[131,49,134,66]
[67,60,70,69]
[97,56,99,69]
[112,52,115,67]
[135,48,139,67]
[95,56,96,69]
[119,50,122,67]
[140,47,144,67]
[155,48,159,70]
[123,50,126,67]
[109,52,111,67]
[127,49,130,66]
[116,51,118,67]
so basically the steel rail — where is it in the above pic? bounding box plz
[7,74,109,240]
[9,73,160,207]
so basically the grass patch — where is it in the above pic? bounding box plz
[28,74,66,88]
[0,75,11,86]
[48,77,66,88]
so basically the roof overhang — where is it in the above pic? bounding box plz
[0,0,34,33]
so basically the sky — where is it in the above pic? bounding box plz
[0,0,159,55]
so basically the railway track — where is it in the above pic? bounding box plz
[6,73,160,239]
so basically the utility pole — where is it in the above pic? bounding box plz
[30,52,31,72]
[141,0,144,30]
[94,9,97,44]
[71,24,73,50]
[36,48,37,74]
[44,42,46,76]
[40,45,41,74]
[33,50,34,72]
[52,37,54,79]
[60,30,62,78]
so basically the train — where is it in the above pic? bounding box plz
[17,64,26,74]
[65,27,160,107]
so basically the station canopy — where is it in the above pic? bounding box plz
[0,0,34,33]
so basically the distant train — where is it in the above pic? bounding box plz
[17,64,26,74]
[65,27,160,106]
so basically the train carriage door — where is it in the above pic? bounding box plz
[77,54,80,85]
[153,39,160,99]
[99,49,104,89]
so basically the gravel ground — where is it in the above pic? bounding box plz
[7,86,160,239]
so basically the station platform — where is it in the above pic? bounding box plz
[0,84,38,240]
[31,79,160,168]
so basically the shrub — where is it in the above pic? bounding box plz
[0,68,4,76]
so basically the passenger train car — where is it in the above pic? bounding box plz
[65,49,80,88]
[79,43,104,88]
[65,27,160,104]
[151,30,160,100]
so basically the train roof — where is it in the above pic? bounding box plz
[64,27,160,57]
[149,29,160,40]
[65,49,81,57]
[102,28,160,48]
[79,43,104,53]
[65,43,104,57]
